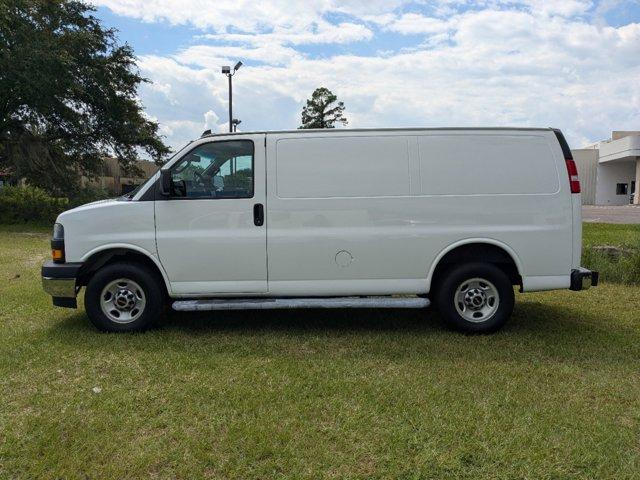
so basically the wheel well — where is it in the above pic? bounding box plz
[77,249,168,295]
[430,243,522,292]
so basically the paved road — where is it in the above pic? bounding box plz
[582,205,640,224]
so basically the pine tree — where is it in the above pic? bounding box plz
[299,87,348,129]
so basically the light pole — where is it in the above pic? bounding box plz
[231,119,241,132]
[221,61,242,133]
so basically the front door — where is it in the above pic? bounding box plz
[155,135,267,295]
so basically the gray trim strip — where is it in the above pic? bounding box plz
[172,297,430,311]
[201,126,553,139]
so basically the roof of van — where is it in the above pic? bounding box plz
[201,127,554,139]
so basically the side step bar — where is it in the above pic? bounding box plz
[172,297,430,312]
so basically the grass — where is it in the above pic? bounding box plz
[582,223,640,285]
[582,223,640,247]
[0,224,639,479]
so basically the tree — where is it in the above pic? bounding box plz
[299,87,348,129]
[0,0,170,195]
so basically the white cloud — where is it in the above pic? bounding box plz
[102,1,640,149]
[384,14,453,35]
[201,22,373,47]
[174,44,302,68]
[203,110,221,131]
[93,0,389,37]
[92,0,602,34]
[523,0,593,17]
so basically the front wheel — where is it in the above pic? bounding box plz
[435,263,514,334]
[84,262,164,332]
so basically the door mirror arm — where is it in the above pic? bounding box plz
[159,170,172,196]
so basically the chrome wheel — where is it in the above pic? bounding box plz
[454,277,500,323]
[100,278,146,324]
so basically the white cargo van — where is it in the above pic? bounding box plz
[42,128,598,333]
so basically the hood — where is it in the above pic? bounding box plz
[79,198,118,208]
[59,198,120,218]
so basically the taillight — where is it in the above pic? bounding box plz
[565,159,581,194]
[552,128,581,195]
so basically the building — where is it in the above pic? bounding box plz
[572,131,639,205]
[0,158,159,196]
[82,158,159,195]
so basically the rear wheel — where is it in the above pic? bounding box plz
[435,262,514,333]
[84,262,164,332]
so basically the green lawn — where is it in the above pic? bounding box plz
[582,223,640,285]
[583,223,640,247]
[1,225,639,479]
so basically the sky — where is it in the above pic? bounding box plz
[91,0,640,150]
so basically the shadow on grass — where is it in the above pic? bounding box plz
[159,297,634,337]
[163,307,443,333]
[51,297,640,364]
[46,306,638,372]
[54,307,444,335]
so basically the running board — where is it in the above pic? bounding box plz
[172,297,430,312]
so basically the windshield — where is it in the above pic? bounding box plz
[120,173,156,200]
[120,142,194,200]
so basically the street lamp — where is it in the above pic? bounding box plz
[221,61,243,133]
[231,119,241,132]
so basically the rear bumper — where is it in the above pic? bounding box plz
[41,261,82,308]
[570,267,599,291]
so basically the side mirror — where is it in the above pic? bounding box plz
[160,170,172,196]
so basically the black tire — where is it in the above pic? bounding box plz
[435,262,514,334]
[84,262,164,332]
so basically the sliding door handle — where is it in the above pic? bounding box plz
[253,203,264,226]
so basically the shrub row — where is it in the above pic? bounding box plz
[0,185,110,225]
[0,186,68,224]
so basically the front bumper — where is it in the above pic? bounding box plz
[570,267,599,291]
[42,261,82,308]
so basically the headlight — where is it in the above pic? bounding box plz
[52,223,65,263]
[53,223,64,240]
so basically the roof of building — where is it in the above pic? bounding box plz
[599,134,640,164]
[612,131,640,141]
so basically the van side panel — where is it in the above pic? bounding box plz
[418,134,559,195]
[418,131,573,291]
[265,129,573,296]
[276,136,412,198]
[266,132,425,295]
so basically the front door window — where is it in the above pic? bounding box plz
[169,140,254,199]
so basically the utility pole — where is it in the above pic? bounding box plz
[221,61,243,133]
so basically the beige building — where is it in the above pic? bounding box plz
[572,131,640,205]
[1,158,159,195]
[81,157,160,195]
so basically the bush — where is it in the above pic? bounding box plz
[67,185,111,209]
[0,186,69,225]
[0,185,115,225]
[582,244,640,286]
